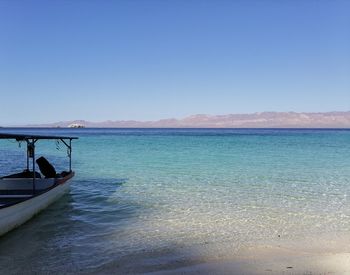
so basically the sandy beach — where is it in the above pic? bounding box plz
[95,232,350,274]
[151,250,350,275]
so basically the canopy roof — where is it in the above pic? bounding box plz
[0,133,78,141]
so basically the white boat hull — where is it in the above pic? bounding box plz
[0,176,72,236]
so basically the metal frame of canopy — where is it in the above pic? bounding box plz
[0,133,78,194]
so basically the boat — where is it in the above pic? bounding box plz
[0,133,78,236]
[68,123,85,128]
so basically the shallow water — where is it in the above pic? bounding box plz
[0,128,350,273]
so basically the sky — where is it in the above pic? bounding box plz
[0,0,349,125]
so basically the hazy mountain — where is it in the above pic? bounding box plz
[22,112,350,128]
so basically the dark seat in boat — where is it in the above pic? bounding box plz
[36,156,56,178]
[54,171,71,179]
[60,171,70,177]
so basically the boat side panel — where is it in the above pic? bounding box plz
[0,178,55,191]
[0,182,70,236]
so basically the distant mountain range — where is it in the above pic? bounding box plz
[17,111,350,128]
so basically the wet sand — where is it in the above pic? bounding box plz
[95,232,350,274]
[151,247,350,275]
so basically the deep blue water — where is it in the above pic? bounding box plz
[0,128,349,273]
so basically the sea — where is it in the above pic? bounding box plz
[0,128,349,274]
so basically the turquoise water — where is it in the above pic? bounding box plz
[0,128,350,273]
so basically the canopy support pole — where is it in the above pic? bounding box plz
[26,142,29,171]
[69,139,72,172]
[60,138,72,172]
[27,139,37,194]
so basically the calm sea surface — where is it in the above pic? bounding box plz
[0,128,350,273]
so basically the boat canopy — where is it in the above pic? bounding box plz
[0,133,78,141]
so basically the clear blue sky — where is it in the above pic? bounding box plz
[0,0,349,124]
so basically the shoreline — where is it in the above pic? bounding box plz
[150,249,350,275]
[95,232,350,274]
